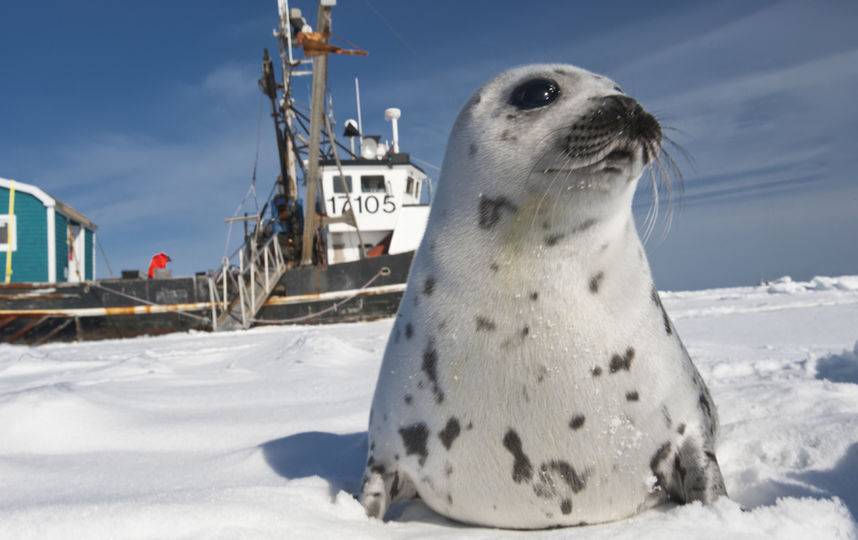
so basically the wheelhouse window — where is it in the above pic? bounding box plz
[0,215,15,252]
[332,175,353,194]
[360,175,386,193]
[406,177,415,196]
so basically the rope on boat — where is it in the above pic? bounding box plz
[251,266,391,325]
[89,282,212,324]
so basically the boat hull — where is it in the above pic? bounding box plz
[0,252,412,344]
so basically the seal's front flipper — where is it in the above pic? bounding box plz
[671,439,728,504]
[360,466,417,519]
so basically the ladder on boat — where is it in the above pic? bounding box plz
[209,234,287,331]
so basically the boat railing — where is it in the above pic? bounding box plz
[209,232,287,331]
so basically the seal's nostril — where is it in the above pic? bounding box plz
[605,94,641,114]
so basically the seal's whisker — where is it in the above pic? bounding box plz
[549,161,575,217]
[643,132,687,242]
[527,131,573,232]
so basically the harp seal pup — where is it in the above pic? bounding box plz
[359,64,727,529]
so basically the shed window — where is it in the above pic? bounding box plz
[0,215,16,252]
[332,175,353,194]
[361,175,387,193]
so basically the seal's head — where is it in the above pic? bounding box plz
[444,64,664,235]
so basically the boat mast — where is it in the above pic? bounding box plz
[300,0,335,265]
[274,0,299,202]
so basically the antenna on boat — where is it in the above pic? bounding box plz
[384,108,401,154]
[355,77,363,155]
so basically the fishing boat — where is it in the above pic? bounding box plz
[0,0,432,344]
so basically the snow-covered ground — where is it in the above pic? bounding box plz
[2,276,858,539]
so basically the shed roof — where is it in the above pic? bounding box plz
[0,177,97,230]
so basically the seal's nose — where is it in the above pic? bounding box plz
[604,94,644,116]
[602,94,661,154]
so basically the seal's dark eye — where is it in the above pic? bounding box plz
[510,78,560,110]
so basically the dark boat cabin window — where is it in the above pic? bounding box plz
[406,177,415,196]
[361,175,387,193]
[330,233,346,250]
[333,175,353,193]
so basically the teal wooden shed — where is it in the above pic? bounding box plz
[1,177,97,284]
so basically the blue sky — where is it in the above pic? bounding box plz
[2,1,856,290]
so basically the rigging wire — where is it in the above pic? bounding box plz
[410,156,440,171]
[362,0,418,56]
[222,93,267,260]
[95,237,115,278]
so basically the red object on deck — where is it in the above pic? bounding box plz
[147,252,172,279]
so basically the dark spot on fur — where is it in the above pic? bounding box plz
[650,441,672,490]
[423,277,436,296]
[476,316,496,332]
[439,417,462,450]
[395,454,400,460]
[545,233,565,246]
[569,415,586,430]
[589,271,605,293]
[546,460,587,493]
[613,86,624,93]
[445,464,454,476]
[479,197,518,230]
[699,393,713,420]
[521,326,530,338]
[390,471,401,499]
[541,221,550,230]
[609,347,635,373]
[506,113,517,120]
[554,68,569,75]
[592,366,603,377]
[704,450,718,463]
[489,262,499,272]
[530,291,539,301]
[405,323,414,339]
[500,129,517,142]
[662,406,672,428]
[502,429,533,483]
[600,242,610,252]
[560,498,572,515]
[674,454,687,484]
[626,391,640,402]
[447,493,453,504]
[399,422,429,466]
[370,464,385,474]
[574,218,597,233]
[422,342,444,403]
[466,422,473,430]
[651,286,673,335]
[469,143,477,156]
[367,455,375,467]
[404,394,413,405]
[677,423,686,435]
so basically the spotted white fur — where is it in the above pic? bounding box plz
[361,64,726,529]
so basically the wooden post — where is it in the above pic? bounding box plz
[300,1,334,265]
[4,180,15,284]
